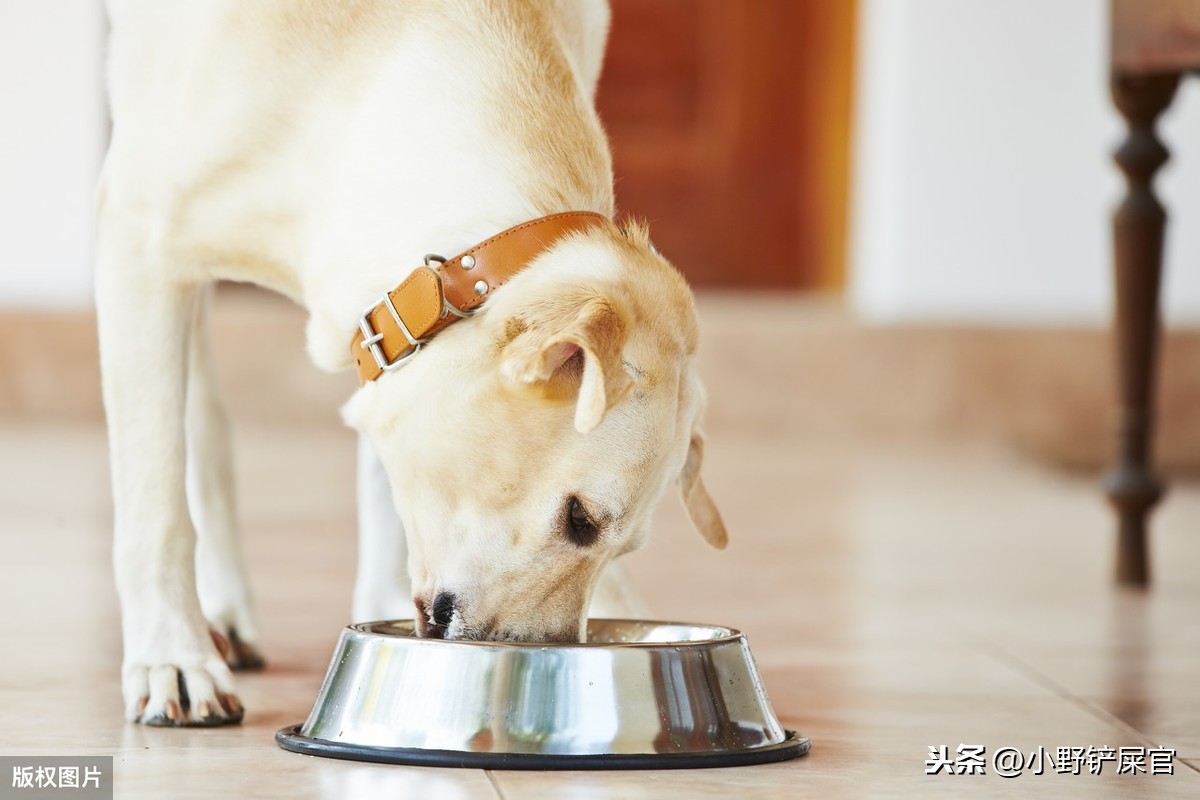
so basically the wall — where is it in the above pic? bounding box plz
[8,1,1200,321]
[850,0,1200,326]
[0,2,106,309]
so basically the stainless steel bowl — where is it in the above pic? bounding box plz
[276,619,808,769]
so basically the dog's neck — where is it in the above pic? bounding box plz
[302,200,614,376]
[348,212,610,385]
[298,21,615,375]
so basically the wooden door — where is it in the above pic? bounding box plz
[596,0,856,289]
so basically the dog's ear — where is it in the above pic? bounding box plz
[680,431,727,549]
[501,292,633,433]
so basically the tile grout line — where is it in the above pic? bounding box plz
[976,641,1200,777]
[485,769,509,800]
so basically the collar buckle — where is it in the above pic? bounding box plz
[357,291,427,372]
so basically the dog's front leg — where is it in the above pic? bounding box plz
[97,232,241,727]
[187,286,264,670]
[351,435,415,622]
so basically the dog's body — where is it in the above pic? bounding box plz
[99,0,724,726]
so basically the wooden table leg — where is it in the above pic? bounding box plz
[1104,71,1179,587]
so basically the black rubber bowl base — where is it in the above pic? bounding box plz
[275,725,810,770]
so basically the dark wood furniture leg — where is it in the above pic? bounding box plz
[1104,71,1179,587]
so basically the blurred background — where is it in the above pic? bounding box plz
[6,0,1200,471]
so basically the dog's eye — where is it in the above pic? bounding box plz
[565,496,599,547]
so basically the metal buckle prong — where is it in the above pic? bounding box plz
[358,293,426,372]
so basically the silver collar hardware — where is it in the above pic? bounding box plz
[423,253,477,320]
[441,295,475,320]
[358,292,426,372]
[359,258,483,372]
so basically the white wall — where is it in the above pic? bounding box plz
[0,2,106,309]
[850,0,1200,326]
[8,1,1200,321]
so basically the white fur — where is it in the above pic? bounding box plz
[352,435,415,622]
[100,0,720,727]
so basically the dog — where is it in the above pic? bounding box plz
[97,0,726,727]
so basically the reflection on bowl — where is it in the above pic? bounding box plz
[277,619,809,769]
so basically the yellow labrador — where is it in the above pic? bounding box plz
[98,0,725,727]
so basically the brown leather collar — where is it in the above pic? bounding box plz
[351,211,608,384]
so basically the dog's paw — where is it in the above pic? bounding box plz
[124,660,243,727]
[209,625,265,672]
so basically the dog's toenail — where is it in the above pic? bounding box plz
[197,701,212,718]
[165,700,182,721]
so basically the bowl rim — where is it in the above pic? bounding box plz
[348,618,747,649]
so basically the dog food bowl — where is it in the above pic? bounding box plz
[276,619,809,769]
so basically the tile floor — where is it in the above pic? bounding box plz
[1,297,1198,798]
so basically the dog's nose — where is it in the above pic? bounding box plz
[413,592,456,639]
[432,592,456,628]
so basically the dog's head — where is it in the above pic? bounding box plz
[342,224,725,641]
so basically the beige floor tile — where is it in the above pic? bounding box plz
[991,643,1200,758]
[492,756,1198,800]
[4,296,1200,797]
